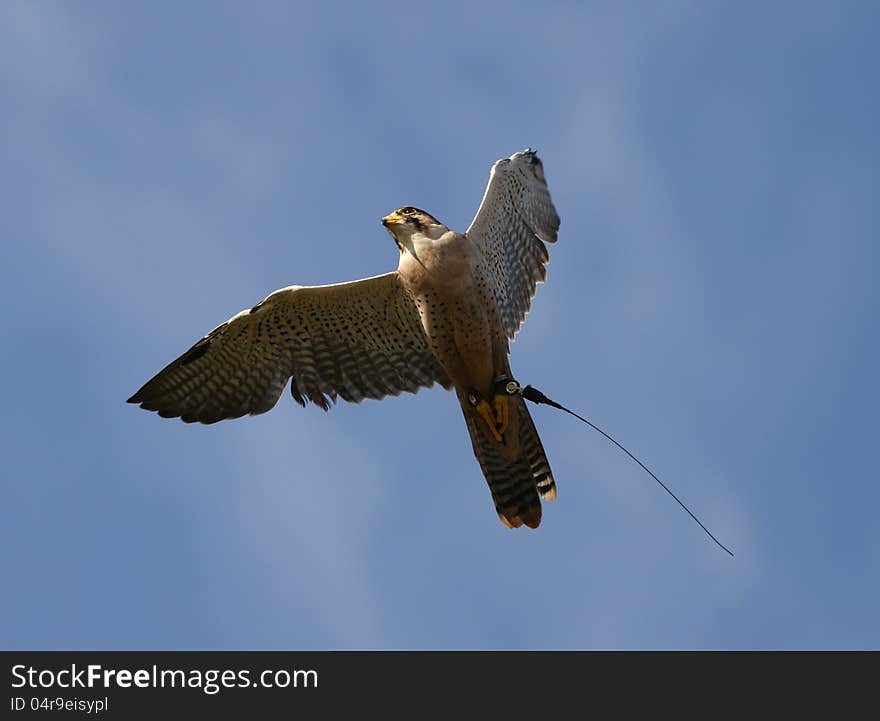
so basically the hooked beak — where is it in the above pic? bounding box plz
[382,212,403,250]
[381,212,403,227]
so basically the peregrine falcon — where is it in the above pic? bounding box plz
[128,149,561,528]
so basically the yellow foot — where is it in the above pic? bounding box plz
[475,399,504,442]
[493,393,509,437]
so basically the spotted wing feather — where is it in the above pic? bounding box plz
[466,149,560,341]
[128,272,451,423]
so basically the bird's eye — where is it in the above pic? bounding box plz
[401,207,416,215]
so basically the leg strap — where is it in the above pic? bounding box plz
[493,373,521,397]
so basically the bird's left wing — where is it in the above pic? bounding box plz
[128,271,451,423]
[466,149,560,341]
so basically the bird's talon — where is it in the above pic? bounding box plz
[475,399,504,442]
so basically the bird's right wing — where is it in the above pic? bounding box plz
[466,149,560,341]
[128,272,451,423]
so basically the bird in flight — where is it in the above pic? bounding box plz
[129,149,561,528]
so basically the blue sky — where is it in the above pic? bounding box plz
[2,1,878,649]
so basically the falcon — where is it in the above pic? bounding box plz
[128,149,561,528]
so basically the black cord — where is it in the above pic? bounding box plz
[521,385,734,557]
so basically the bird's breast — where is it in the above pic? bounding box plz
[400,256,499,393]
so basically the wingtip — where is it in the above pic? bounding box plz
[499,148,542,168]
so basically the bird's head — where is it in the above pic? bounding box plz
[382,206,446,253]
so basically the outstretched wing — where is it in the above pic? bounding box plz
[128,272,451,423]
[466,149,560,340]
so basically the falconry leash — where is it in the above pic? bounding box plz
[492,375,734,557]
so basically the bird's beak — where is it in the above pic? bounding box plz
[381,212,402,227]
[382,212,403,250]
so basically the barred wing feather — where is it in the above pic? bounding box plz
[128,272,451,423]
[466,149,560,341]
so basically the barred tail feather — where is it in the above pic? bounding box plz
[459,391,556,529]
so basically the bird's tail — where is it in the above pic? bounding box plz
[458,389,556,528]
